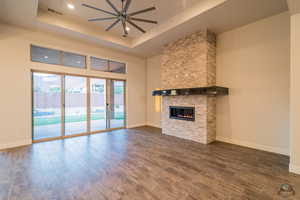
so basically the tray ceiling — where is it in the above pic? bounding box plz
[0,0,289,57]
[38,0,202,38]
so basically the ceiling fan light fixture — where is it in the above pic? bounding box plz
[67,3,75,10]
[82,0,157,36]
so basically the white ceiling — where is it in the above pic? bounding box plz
[0,0,289,58]
[38,0,203,38]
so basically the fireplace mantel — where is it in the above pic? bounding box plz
[152,86,229,97]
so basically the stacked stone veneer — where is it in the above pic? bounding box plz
[161,30,216,144]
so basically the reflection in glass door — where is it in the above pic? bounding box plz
[33,73,62,140]
[90,78,107,132]
[65,76,87,135]
[110,80,125,128]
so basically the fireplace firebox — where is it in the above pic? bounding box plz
[169,106,195,121]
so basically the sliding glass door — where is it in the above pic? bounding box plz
[32,72,126,141]
[110,80,126,128]
[32,73,62,140]
[65,76,88,135]
[90,78,107,132]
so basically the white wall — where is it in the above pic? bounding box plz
[216,12,290,155]
[145,13,291,156]
[0,23,146,149]
[290,13,300,174]
[146,55,162,128]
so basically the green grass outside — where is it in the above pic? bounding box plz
[34,112,124,126]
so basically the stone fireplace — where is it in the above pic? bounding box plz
[162,95,216,144]
[159,30,219,144]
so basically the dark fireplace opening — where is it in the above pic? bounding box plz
[169,106,195,121]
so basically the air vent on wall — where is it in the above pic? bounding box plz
[48,8,63,15]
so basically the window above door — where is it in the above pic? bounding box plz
[30,45,127,74]
[90,56,126,74]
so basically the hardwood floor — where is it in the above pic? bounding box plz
[0,126,299,200]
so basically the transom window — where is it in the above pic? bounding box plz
[90,56,126,74]
[31,45,86,68]
[31,45,126,74]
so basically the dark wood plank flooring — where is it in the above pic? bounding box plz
[0,126,300,200]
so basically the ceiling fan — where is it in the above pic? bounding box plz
[82,0,157,37]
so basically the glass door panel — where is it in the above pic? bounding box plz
[90,78,107,132]
[110,80,125,128]
[65,76,87,135]
[33,72,126,141]
[33,73,62,140]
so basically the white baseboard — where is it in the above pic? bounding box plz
[0,139,32,150]
[126,124,147,129]
[216,136,289,156]
[289,164,300,175]
[146,123,161,129]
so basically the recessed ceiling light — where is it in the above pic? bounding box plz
[44,56,49,59]
[125,27,130,32]
[67,3,75,10]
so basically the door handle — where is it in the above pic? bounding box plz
[106,103,111,110]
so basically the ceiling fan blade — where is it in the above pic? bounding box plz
[124,0,132,13]
[128,7,156,16]
[88,17,117,22]
[106,0,120,14]
[82,4,117,16]
[130,17,157,24]
[127,20,146,33]
[106,19,121,31]
[122,20,128,36]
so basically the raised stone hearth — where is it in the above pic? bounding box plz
[161,30,216,144]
